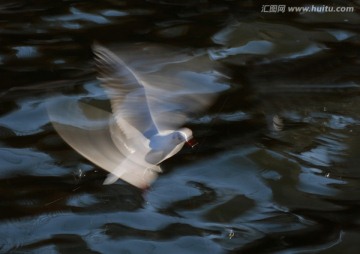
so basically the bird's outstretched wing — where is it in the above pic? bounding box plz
[93,44,158,140]
[93,43,230,133]
[46,96,158,188]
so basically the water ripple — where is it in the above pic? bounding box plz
[1,0,360,253]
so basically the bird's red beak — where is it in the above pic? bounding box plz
[186,138,198,148]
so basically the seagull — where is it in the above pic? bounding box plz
[47,43,229,189]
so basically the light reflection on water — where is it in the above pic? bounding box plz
[0,0,360,253]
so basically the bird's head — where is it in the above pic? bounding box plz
[176,128,198,148]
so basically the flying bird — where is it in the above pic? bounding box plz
[47,43,229,188]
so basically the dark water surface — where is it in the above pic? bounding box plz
[1,0,360,253]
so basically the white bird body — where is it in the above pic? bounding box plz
[47,43,229,188]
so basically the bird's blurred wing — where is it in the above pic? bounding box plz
[94,43,230,132]
[93,44,158,140]
[47,96,124,172]
[47,96,157,188]
[144,53,230,131]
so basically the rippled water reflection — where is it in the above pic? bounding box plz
[1,0,360,253]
